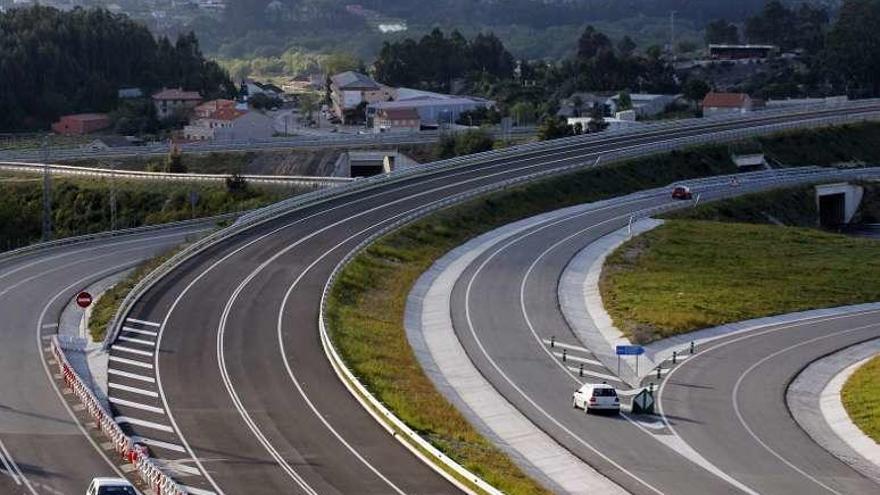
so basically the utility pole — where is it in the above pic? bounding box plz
[669,11,677,60]
[109,160,117,231]
[41,135,52,242]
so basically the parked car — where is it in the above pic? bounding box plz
[572,383,620,414]
[86,478,139,495]
[671,185,693,200]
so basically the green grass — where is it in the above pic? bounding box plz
[841,355,880,443]
[601,220,880,343]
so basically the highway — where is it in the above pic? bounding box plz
[445,173,880,494]
[107,103,880,494]
[0,224,210,495]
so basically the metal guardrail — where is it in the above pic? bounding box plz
[100,105,880,491]
[105,106,880,351]
[0,161,353,187]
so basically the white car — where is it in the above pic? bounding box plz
[572,383,620,414]
[86,478,139,495]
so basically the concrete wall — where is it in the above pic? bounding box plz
[815,183,864,224]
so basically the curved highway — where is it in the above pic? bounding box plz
[115,106,880,494]
[0,224,209,495]
[448,174,880,494]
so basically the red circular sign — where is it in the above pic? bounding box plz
[76,291,93,308]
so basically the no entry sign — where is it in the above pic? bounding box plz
[76,291,93,308]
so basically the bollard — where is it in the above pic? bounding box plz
[550,336,555,348]
[579,363,583,377]
[672,350,677,365]
[562,349,567,362]
[690,341,695,355]
[649,382,654,393]
[657,366,662,380]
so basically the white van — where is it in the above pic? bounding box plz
[572,383,620,414]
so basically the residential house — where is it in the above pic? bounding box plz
[330,71,394,123]
[117,88,143,99]
[367,89,494,127]
[702,92,756,117]
[51,113,111,135]
[709,44,777,60]
[152,88,203,120]
[86,136,143,151]
[193,99,235,119]
[184,106,274,142]
[373,107,421,133]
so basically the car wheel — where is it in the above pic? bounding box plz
[585,406,591,415]
[572,397,577,409]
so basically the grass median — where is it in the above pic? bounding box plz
[841,355,880,443]
[601,220,880,343]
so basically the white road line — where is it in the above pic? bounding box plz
[543,339,590,354]
[110,356,154,369]
[181,485,217,495]
[112,345,154,357]
[566,366,623,383]
[126,318,160,327]
[41,323,58,329]
[114,416,174,433]
[0,441,21,485]
[154,459,203,477]
[109,382,159,398]
[121,326,158,337]
[130,436,186,453]
[0,436,35,494]
[118,335,156,347]
[108,368,156,383]
[109,397,165,414]
[553,351,602,367]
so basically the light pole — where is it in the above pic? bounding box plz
[41,135,52,242]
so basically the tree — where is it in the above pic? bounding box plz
[165,146,187,174]
[537,117,573,141]
[248,93,282,110]
[617,36,637,57]
[683,79,711,103]
[509,101,536,126]
[226,173,248,194]
[825,0,880,96]
[577,26,613,60]
[705,19,739,45]
[617,91,633,111]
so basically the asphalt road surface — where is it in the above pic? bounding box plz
[0,224,209,495]
[449,174,880,494]
[116,105,880,494]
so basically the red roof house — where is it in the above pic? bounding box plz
[51,113,112,135]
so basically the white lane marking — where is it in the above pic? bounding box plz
[126,318,160,327]
[112,345,154,357]
[41,322,58,329]
[0,440,21,485]
[130,436,186,453]
[658,318,880,495]
[566,366,623,383]
[731,324,880,494]
[181,485,217,495]
[110,356,154,369]
[554,352,602,367]
[121,326,158,337]
[108,368,156,383]
[118,335,156,347]
[109,397,165,415]
[109,382,159,398]
[114,416,174,433]
[154,459,203,477]
[543,339,591,354]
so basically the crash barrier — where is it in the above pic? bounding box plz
[49,336,187,495]
[317,165,880,494]
[0,161,353,187]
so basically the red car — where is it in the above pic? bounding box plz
[672,185,693,200]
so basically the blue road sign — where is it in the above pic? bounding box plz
[616,345,645,356]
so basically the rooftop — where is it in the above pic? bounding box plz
[702,92,751,108]
[332,71,381,90]
[60,113,109,122]
[152,88,202,101]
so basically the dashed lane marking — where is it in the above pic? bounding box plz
[542,339,590,354]
[117,336,156,347]
[121,326,158,337]
[41,323,58,329]
[552,351,602,367]
[108,368,155,383]
[109,356,154,369]
[130,436,186,453]
[126,318,160,328]
[112,345,153,357]
[109,382,159,398]
[109,397,164,414]
[115,416,174,433]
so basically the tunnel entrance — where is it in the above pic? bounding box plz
[819,192,846,227]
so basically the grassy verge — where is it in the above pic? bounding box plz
[841,355,880,443]
[601,220,880,343]
[88,244,190,342]
[325,145,743,493]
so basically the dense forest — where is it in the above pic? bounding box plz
[0,6,235,131]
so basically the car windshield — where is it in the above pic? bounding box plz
[97,486,138,495]
[592,388,617,397]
